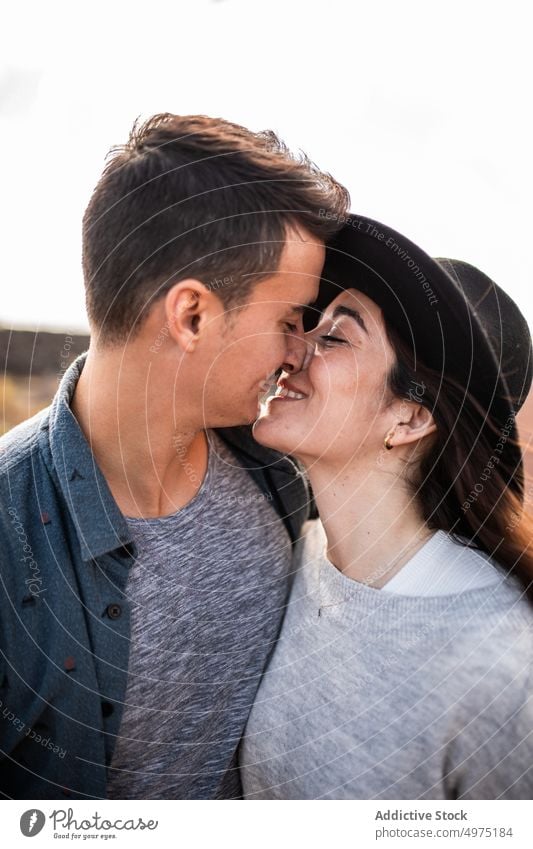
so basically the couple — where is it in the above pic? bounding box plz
[1,113,532,800]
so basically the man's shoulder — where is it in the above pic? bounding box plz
[0,406,50,477]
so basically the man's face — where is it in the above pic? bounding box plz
[199,227,325,426]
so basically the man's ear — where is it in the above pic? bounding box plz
[388,400,437,448]
[164,279,221,353]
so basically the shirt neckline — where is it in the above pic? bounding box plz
[383,529,503,595]
[124,429,216,526]
[305,521,519,617]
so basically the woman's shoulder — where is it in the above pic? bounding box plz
[415,535,533,702]
[445,532,533,622]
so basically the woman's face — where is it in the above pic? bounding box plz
[253,288,397,466]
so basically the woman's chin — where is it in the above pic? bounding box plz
[252,408,297,454]
[252,416,282,450]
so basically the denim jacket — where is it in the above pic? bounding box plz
[0,353,311,799]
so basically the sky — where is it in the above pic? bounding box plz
[1,0,532,333]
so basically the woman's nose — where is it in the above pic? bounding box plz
[280,334,315,374]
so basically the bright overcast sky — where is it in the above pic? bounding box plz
[1,0,532,332]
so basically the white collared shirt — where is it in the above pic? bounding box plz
[383,529,503,596]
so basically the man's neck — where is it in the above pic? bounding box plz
[307,460,433,589]
[70,346,209,518]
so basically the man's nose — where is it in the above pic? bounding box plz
[281,334,315,374]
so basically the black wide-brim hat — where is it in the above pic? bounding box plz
[312,214,532,496]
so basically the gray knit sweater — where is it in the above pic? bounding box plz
[240,521,533,799]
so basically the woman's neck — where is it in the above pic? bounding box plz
[306,459,434,588]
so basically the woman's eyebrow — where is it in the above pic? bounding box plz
[331,304,369,336]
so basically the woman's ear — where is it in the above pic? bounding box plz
[388,401,437,448]
[164,279,218,353]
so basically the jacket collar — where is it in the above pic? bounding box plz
[45,351,135,562]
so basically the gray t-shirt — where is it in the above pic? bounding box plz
[106,430,292,799]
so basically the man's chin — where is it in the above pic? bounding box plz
[210,401,261,430]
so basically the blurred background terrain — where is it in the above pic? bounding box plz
[1,328,89,434]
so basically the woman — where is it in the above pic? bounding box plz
[240,214,533,800]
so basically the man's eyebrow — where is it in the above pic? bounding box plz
[287,305,306,314]
[331,304,369,336]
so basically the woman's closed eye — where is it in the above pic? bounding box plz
[317,334,348,347]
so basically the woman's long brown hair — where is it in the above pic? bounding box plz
[385,321,533,603]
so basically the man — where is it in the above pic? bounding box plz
[0,113,348,799]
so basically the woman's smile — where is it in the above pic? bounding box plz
[270,379,309,402]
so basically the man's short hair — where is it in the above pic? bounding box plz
[82,113,350,344]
